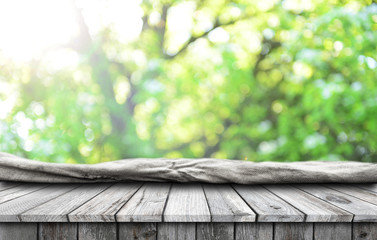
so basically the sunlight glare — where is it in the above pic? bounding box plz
[0,0,78,62]
[0,0,143,62]
[77,0,143,44]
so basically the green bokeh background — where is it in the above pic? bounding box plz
[1,0,377,163]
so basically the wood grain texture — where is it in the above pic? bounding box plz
[355,184,377,193]
[69,183,141,222]
[296,184,377,222]
[353,223,377,240]
[78,223,116,240]
[314,223,351,240]
[0,182,21,192]
[325,184,377,206]
[0,223,37,240]
[203,184,255,222]
[0,184,78,222]
[2,181,377,229]
[164,183,211,222]
[233,185,304,222]
[39,223,77,240]
[0,183,48,204]
[2,222,377,240]
[157,223,196,240]
[117,183,170,222]
[197,223,234,240]
[119,223,157,240]
[274,223,313,240]
[235,223,273,240]
[265,185,353,222]
[21,183,111,222]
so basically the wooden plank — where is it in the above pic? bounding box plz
[116,183,170,222]
[325,184,377,206]
[0,182,21,192]
[0,223,37,240]
[235,223,273,240]
[353,223,377,240]
[157,223,196,240]
[69,182,141,222]
[0,184,78,222]
[274,223,313,240]
[296,184,377,222]
[119,223,157,240]
[265,185,352,222]
[234,185,304,222]
[356,184,377,193]
[0,183,47,204]
[21,183,111,222]
[314,223,351,240]
[197,223,234,240]
[203,184,255,222]
[39,223,77,240]
[78,223,116,240]
[164,183,211,222]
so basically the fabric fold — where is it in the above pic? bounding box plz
[0,152,376,184]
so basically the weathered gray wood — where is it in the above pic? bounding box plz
[69,182,141,222]
[157,223,196,240]
[78,223,116,240]
[265,185,352,222]
[235,223,273,240]
[356,184,377,193]
[0,182,21,192]
[0,184,78,221]
[119,223,157,240]
[314,223,351,240]
[325,184,377,206]
[197,223,234,240]
[117,183,170,222]
[164,183,211,222]
[353,223,377,240]
[203,184,255,222]
[296,184,377,222]
[274,223,313,240]
[234,185,304,222]
[0,223,37,240]
[0,183,47,204]
[21,183,111,222]
[39,223,77,240]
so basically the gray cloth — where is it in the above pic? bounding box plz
[0,152,376,184]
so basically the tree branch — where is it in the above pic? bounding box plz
[67,0,132,135]
[253,38,282,78]
[66,0,92,53]
[109,60,137,116]
[203,119,232,158]
[157,4,170,55]
[141,15,150,32]
[165,15,251,59]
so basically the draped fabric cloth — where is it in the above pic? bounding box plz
[0,152,376,184]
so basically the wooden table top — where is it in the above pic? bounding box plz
[1,181,377,223]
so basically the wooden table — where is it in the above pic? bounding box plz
[0,181,377,239]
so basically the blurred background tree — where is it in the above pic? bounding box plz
[0,0,376,163]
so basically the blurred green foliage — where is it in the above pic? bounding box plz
[0,0,377,163]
